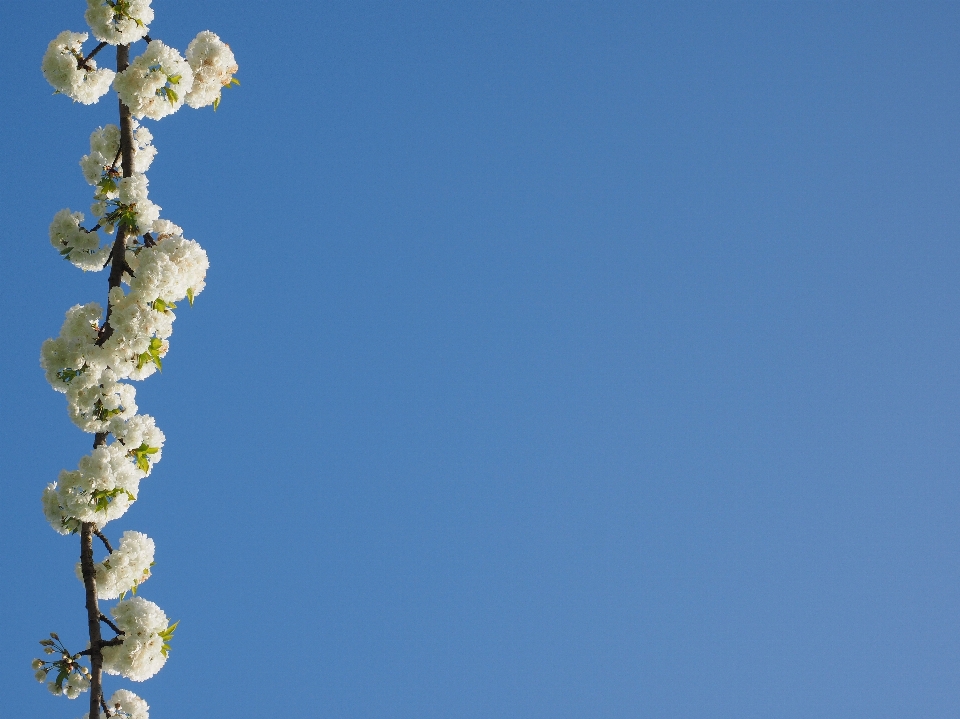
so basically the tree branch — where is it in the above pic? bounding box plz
[93,528,114,553]
[80,523,105,719]
[86,43,133,719]
[99,613,123,636]
[78,41,108,71]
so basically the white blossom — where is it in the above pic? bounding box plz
[85,0,153,45]
[40,302,104,391]
[75,530,155,599]
[42,31,115,105]
[66,368,138,432]
[63,671,90,699]
[81,689,150,719]
[185,31,238,109]
[128,232,209,305]
[102,597,171,681]
[114,41,193,120]
[48,208,110,271]
[110,414,165,469]
[80,121,156,187]
[42,441,144,533]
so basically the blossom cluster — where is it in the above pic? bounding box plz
[81,688,150,719]
[41,31,115,105]
[75,530,155,599]
[35,0,236,710]
[101,597,176,682]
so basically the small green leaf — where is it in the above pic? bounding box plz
[187,287,195,306]
[229,77,240,86]
[212,96,220,112]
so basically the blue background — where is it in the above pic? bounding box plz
[3,1,960,717]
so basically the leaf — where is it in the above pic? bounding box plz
[187,287,195,306]
[213,96,220,112]
[230,77,241,86]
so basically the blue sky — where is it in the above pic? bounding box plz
[4,1,960,717]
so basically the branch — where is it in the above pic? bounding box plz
[85,43,133,719]
[101,696,112,717]
[78,41,108,71]
[143,35,153,43]
[143,232,156,247]
[99,613,123,636]
[80,523,105,719]
[77,636,124,656]
[93,528,114,553]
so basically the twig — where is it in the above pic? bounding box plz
[78,41,108,70]
[99,613,123,636]
[93,528,114,553]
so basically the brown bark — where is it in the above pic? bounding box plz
[81,42,136,719]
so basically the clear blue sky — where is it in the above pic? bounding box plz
[4,1,960,717]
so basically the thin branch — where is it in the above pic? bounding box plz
[143,232,156,247]
[77,635,124,656]
[93,528,114,553]
[78,41,108,70]
[101,696,112,717]
[99,613,123,636]
[143,35,153,43]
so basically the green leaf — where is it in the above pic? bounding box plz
[187,287,195,306]
[168,74,181,84]
[212,96,220,112]
[229,77,241,86]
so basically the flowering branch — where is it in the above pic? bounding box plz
[35,3,239,717]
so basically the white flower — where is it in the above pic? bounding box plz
[40,302,105,391]
[75,530,155,599]
[129,233,209,305]
[80,689,150,719]
[63,671,89,698]
[41,31,115,105]
[185,31,238,109]
[110,414,165,469]
[98,287,174,380]
[48,208,110,271]
[66,367,138,432]
[85,0,153,45]
[102,597,171,681]
[114,41,193,120]
[80,121,156,187]
[42,440,144,532]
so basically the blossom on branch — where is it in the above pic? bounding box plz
[114,41,193,120]
[75,530,155,599]
[82,689,151,719]
[41,30,115,104]
[102,597,175,682]
[85,0,153,46]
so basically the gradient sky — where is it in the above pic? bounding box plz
[4,2,960,717]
